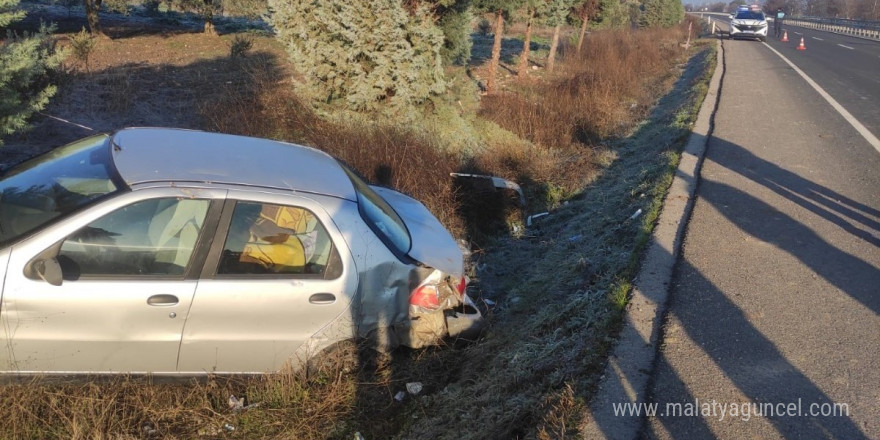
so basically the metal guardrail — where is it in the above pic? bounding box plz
[783,17,880,40]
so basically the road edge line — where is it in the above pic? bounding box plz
[579,38,725,439]
[762,41,880,154]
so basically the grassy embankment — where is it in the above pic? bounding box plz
[0,18,716,439]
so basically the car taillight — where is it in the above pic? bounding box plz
[410,284,441,310]
[456,276,467,296]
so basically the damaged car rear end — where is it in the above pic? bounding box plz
[340,169,481,351]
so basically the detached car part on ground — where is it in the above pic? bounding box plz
[0,128,482,375]
[729,5,768,41]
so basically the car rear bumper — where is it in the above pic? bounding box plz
[396,294,483,348]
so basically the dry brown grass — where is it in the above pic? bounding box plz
[474,27,686,209]
[1,367,360,439]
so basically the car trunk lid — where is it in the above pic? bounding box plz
[370,186,463,278]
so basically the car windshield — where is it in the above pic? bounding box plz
[338,163,412,256]
[0,134,122,247]
[736,10,765,19]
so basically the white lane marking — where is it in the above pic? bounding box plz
[838,44,855,50]
[795,32,803,35]
[812,37,824,41]
[762,43,880,154]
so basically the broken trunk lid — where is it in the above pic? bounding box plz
[370,186,463,278]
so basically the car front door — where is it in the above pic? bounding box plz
[0,188,224,373]
[177,192,359,373]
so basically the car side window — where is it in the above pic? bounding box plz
[57,198,210,278]
[217,201,341,278]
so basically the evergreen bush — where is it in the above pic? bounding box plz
[1,0,63,144]
[269,0,446,111]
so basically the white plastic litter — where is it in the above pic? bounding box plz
[394,391,407,402]
[406,382,423,395]
[228,394,260,412]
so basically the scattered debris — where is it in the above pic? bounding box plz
[142,422,158,436]
[354,432,366,440]
[406,382,423,396]
[568,234,582,242]
[484,298,496,306]
[394,391,407,402]
[228,394,260,412]
[450,173,526,206]
[628,208,643,221]
[223,423,236,432]
[526,212,549,227]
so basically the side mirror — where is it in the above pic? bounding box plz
[35,258,63,286]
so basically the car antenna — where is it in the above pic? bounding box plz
[37,112,94,131]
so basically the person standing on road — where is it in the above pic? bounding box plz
[775,7,785,38]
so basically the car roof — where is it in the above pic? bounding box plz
[110,128,357,201]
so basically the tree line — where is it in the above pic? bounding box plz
[2,0,686,142]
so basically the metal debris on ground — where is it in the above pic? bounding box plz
[450,173,526,206]
[406,382,423,395]
[527,212,549,227]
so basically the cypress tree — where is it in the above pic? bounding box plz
[594,0,629,28]
[269,0,446,111]
[1,0,62,145]
[516,0,541,76]
[573,0,598,52]
[434,0,474,66]
[544,0,575,72]
[473,0,524,93]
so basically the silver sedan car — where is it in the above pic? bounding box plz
[0,128,481,375]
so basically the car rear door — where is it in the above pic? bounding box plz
[176,192,359,373]
[0,188,225,373]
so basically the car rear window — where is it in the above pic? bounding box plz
[0,135,122,247]
[339,164,412,256]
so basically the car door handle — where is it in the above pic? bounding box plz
[147,294,179,306]
[309,293,336,305]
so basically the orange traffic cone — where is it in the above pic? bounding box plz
[797,37,806,50]
[782,30,788,42]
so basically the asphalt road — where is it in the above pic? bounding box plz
[713,16,880,142]
[643,33,880,439]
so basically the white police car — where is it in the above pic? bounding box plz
[729,5,768,41]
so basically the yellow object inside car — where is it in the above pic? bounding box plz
[240,205,316,273]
